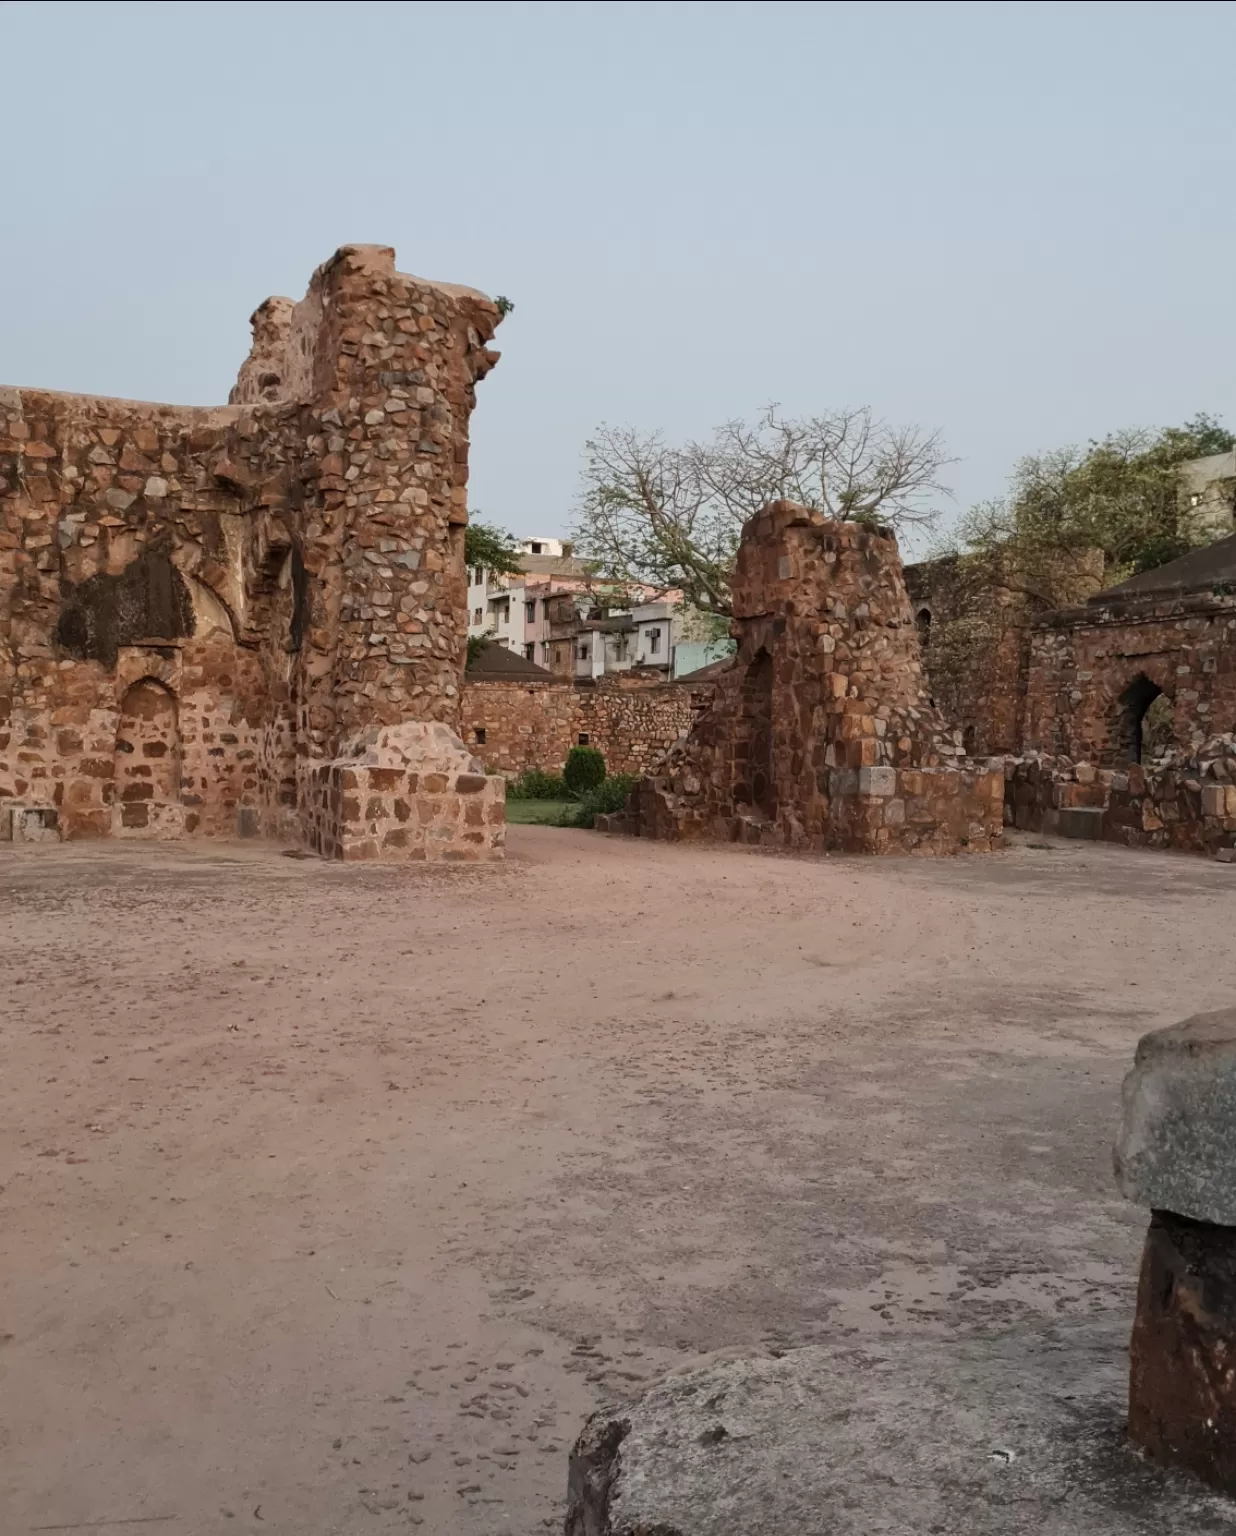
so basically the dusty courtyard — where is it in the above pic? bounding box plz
[3,829,1236,1534]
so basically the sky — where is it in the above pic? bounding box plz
[3,0,1235,554]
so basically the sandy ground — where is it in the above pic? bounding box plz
[3,828,1236,1535]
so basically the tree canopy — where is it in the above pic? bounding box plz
[464,519,523,577]
[572,405,951,617]
[953,414,1236,601]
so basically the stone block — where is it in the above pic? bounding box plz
[11,805,59,842]
[1128,1210,1236,1495]
[857,766,896,797]
[1057,806,1102,840]
[1116,1007,1236,1224]
[1201,784,1226,817]
[567,1332,1216,1536]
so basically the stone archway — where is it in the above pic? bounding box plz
[1117,673,1171,765]
[734,649,775,819]
[112,678,184,837]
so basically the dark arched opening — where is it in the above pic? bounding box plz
[915,606,932,645]
[734,649,775,819]
[1117,673,1169,765]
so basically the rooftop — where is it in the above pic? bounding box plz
[1093,533,1236,602]
[465,641,554,679]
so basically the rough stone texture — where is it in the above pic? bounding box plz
[1128,1211,1236,1497]
[1117,1010,1236,1495]
[461,674,713,778]
[1115,1008,1236,1226]
[0,244,505,859]
[301,720,503,862]
[566,1329,1236,1536]
[620,503,1003,854]
[907,544,1236,773]
[905,549,1106,757]
[1024,589,1236,765]
[1004,735,1236,857]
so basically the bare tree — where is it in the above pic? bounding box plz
[573,404,951,616]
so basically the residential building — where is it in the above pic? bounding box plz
[464,532,735,678]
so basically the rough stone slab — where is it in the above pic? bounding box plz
[1058,806,1104,839]
[1130,1210,1236,1493]
[1115,1007,1236,1224]
[566,1327,1236,1535]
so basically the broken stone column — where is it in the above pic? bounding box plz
[1115,1006,1236,1493]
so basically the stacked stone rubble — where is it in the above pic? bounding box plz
[1004,734,1236,855]
[613,503,1003,854]
[0,244,505,860]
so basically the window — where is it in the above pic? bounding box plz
[497,600,509,627]
[541,641,550,658]
[472,566,484,586]
[578,643,589,660]
[524,642,535,660]
[578,733,590,746]
[472,607,483,625]
[474,727,486,745]
[541,598,550,620]
[525,600,536,623]
[648,627,662,655]
[530,541,543,554]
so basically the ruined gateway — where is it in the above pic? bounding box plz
[0,245,506,859]
[613,502,1005,854]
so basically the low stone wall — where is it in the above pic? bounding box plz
[1003,734,1236,855]
[301,723,504,863]
[461,675,713,778]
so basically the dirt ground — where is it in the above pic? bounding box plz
[3,828,1235,1535]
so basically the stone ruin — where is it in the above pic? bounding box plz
[0,244,506,859]
[607,501,1003,854]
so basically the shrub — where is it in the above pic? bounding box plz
[560,774,636,828]
[508,768,568,800]
[563,745,606,796]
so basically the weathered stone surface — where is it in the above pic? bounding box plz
[462,673,713,779]
[622,503,1003,854]
[1057,805,1103,839]
[1115,1008,1236,1224]
[567,1331,1236,1535]
[1129,1210,1236,1496]
[0,244,507,860]
[1005,737,1236,858]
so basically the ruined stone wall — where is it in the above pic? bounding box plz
[905,549,1106,757]
[618,504,1003,855]
[1023,593,1236,763]
[461,676,711,778]
[0,244,506,860]
[1004,735,1236,856]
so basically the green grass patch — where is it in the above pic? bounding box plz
[504,799,576,825]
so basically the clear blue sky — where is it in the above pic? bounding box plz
[3,0,1234,550]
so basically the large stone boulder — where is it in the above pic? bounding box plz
[1115,1007,1236,1224]
[566,1328,1236,1534]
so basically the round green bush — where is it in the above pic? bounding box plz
[564,773,637,828]
[509,769,568,800]
[563,745,606,795]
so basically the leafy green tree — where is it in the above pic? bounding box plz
[464,519,523,577]
[956,415,1236,592]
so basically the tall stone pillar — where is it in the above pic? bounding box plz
[302,244,500,736]
[1116,1007,1236,1492]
